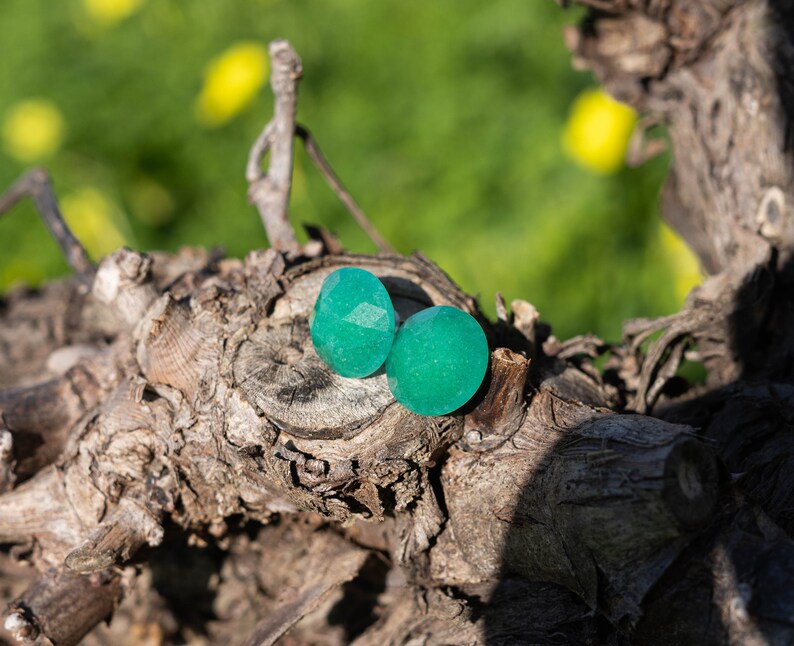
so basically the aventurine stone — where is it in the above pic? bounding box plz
[310,267,396,378]
[386,305,489,416]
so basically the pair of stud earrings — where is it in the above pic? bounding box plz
[309,267,489,416]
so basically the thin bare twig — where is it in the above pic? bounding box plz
[248,41,395,256]
[247,40,303,254]
[0,168,93,275]
[295,124,395,254]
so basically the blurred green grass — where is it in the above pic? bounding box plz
[0,0,691,340]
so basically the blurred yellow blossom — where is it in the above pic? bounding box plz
[659,222,702,302]
[83,0,145,26]
[2,99,65,163]
[62,187,130,259]
[563,87,637,174]
[196,42,269,127]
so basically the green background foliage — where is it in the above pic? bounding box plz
[0,0,683,340]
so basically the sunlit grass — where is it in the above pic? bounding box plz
[0,0,684,341]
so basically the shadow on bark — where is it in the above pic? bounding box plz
[770,0,794,153]
[326,552,389,642]
[482,4,794,636]
[483,253,794,643]
[147,530,226,636]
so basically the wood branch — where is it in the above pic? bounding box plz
[65,498,163,573]
[562,0,794,399]
[1,15,794,642]
[247,42,394,256]
[243,533,369,646]
[0,243,739,642]
[0,468,69,546]
[459,347,529,452]
[440,387,721,625]
[92,248,158,328]
[4,569,122,646]
[247,40,303,254]
[659,380,794,535]
[0,168,93,276]
[566,0,790,276]
[0,365,103,481]
[295,124,395,254]
[636,500,794,645]
[4,240,770,641]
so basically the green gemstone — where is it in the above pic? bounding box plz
[386,305,489,416]
[310,267,396,378]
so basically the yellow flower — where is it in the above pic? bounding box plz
[2,99,65,163]
[196,42,269,127]
[562,87,637,174]
[83,0,145,26]
[659,222,702,302]
[62,187,130,259]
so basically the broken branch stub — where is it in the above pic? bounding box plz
[4,569,122,646]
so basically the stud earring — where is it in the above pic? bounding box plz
[385,305,488,416]
[310,267,396,378]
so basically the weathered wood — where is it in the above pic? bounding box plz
[441,390,721,625]
[4,569,122,646]
[0,243,726,643]
[660,381,794,535]
[1,3,794,640]
[0,366,103,481]
[635,501,794,645]
[247,40,303,254]
[0,169,92,276]
[242,530,369,646]
[0,281,93,389]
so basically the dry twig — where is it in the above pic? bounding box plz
[247,40,303,254]
[247,41,394,255]
[295,124,395,253]
[0,168,93,276]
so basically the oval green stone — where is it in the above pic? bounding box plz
[386,305,489,416]
[310,267,396,378]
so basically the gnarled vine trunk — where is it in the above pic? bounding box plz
[1,1,794,644]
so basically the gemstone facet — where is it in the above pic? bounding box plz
[310,267,396,378]
[386,305,489,416]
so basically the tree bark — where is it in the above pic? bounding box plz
[2,2,794,644]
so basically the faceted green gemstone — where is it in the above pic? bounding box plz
[386,305,489,416]
[310,267,396,378]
